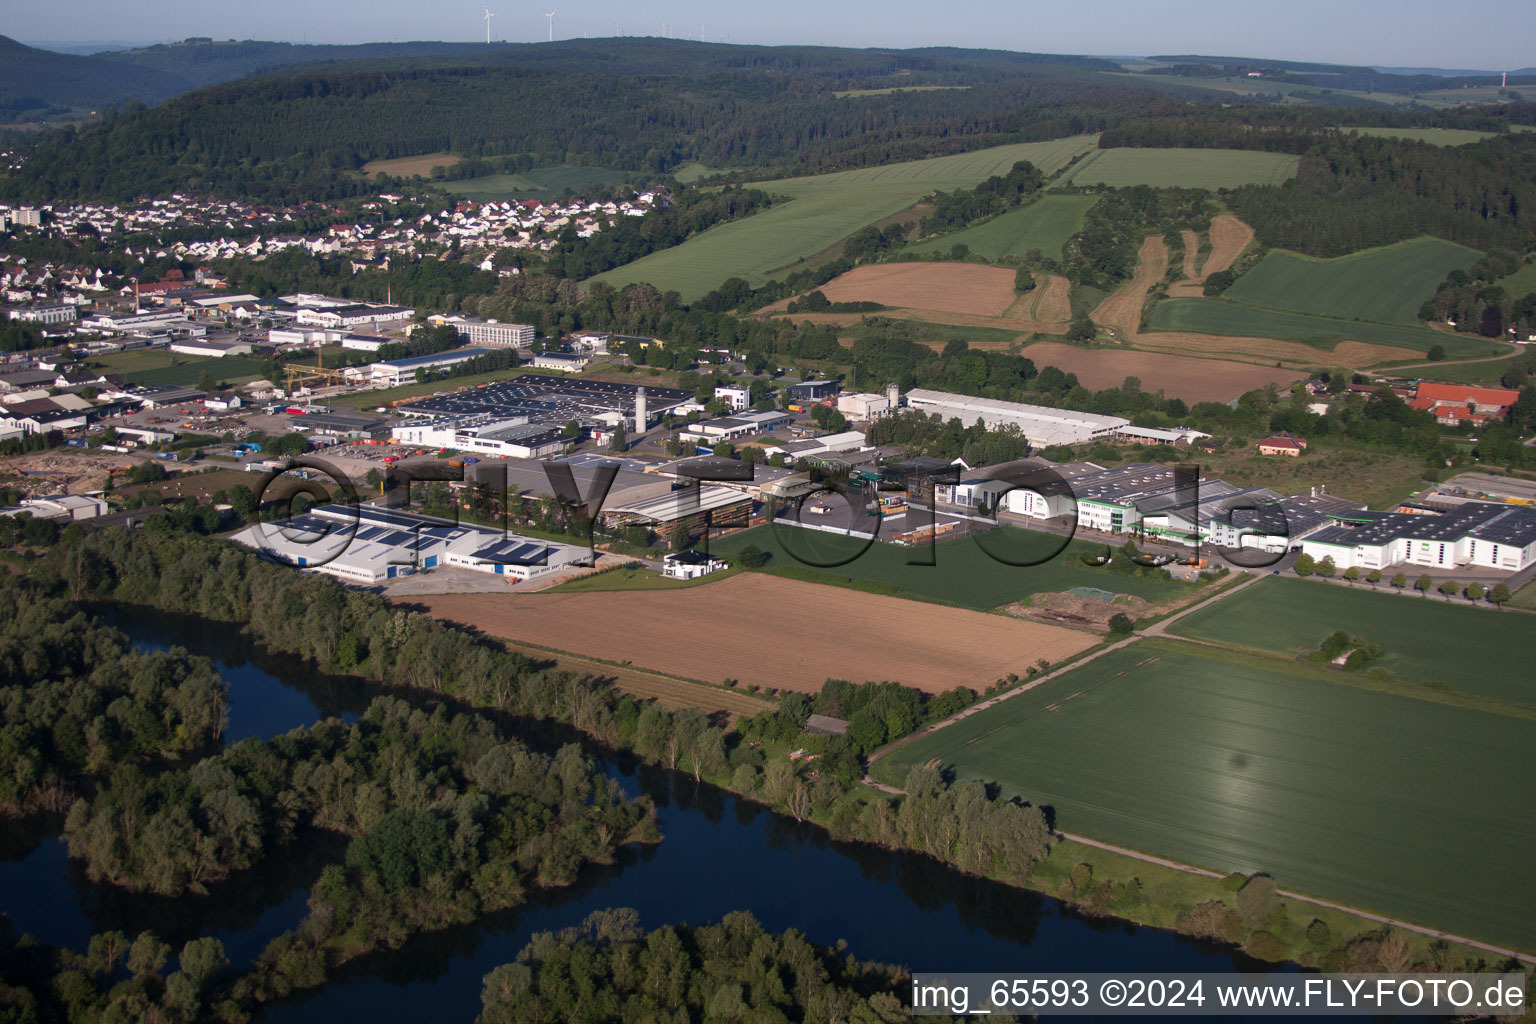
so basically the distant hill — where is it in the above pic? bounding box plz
[0,35,187,111]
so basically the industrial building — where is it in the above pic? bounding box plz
[391,418,568,458]
[0,494,108,521]
[7,305,77,325]
[785,380,841,403]
[681,410,793,444]
[598,484,754,536]
[427,315,535,348]
[661,549,728,579]
[358,348,492,388]
[232,503,589,583]
[902,388,1130,447]
[532,351,590,373]
[397,376,691,435]
[836,392,892,420]
[1298,502,1536,572]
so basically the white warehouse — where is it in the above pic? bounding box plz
[902,388,1129,447]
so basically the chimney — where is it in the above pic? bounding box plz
[886,381,899,408]
[635,386,647,434]
[850,365,857,392]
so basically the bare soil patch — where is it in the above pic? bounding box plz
[404,573,1096,695]
[1023,273,1072,324]
[1092,235,1169,337]
[362,152,460,179]
[816,263,1020,316]
[1019,342,1305,402]
[1003,592,1153,631]
[0,451,136,496]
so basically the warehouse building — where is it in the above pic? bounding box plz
[902,389,1130,447]
[1297,502,1536,572]
[427,315,535,348]
[391,417,567,459]
[785,380,840,403]
[232,503,588,583]
[836,392,892,420]
[360,348,491,387]
[681,410,793,444]
[599,484,754,536]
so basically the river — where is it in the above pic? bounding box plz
[1,609,1293,1020]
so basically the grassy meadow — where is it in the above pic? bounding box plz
[1340,126,1498,146]
[1148,298,1502,357]
[1058,148,1300,189]
[1167,575,1536,704]
[589,136,1101,299]
[877,638,1536,952]
[1496,260,1536,300]
[906,194,1099,262]
[710,523,1187,611]
[1221,239,1480,324]
[449,166,634,202]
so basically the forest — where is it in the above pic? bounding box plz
[0,575,227,816]
[477,908,1009,1023]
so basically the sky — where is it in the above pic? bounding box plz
[13,0,1536,71]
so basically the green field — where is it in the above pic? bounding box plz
[1222,239,1480,324]
[1168,575,1536,704]
[1148,298,1502,357]
[906,194,1099,262]
[1510,579,1536,610]
[121,356,269,387]
[448,166,634,202]
[878,638,1536,951]
[1105,72,1426,109]
[589,136,1101,300]
[1058,148,1300,189]
[710,523,1186,610]
[1496,259,1536,300]
[1382,348,1529,384]
[1340,126,1497,146]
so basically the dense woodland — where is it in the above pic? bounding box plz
[477,908,1009,1023]
[0,576,227,815]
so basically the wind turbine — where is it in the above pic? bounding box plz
[482,6,496,43]
[543,10,557,41]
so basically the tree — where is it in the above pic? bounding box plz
[1292,552,1315,577]
[1107,613,1135,635]
[1414,573,1433,596]
[1343,566,1360,584]
[1014,267,1035,293]
[1367,569,1382,586]
[1391,572,1407,589]
[1437,579,1460,601]
[1067,316,1096,343]
[196,370,218,392]
[1490,582,1511,608]
[609,421,627,452]
[1426,344,1446,362]
[1316,555,1337,578]
[562,419,581,437]
[1465,581,1485,603]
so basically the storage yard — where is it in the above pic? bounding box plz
[403,573,1099,694]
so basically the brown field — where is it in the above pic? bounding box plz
[407,574,1095,694]
[1018,273,1072,324]
[495,640,774,719]
[362,152,460,179]
[1019,342,1305,402]
[810,263,1019,316]
[1092,234,1169,337]
[1168,215,1255,298]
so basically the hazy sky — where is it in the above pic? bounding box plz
[14,0,1536,70]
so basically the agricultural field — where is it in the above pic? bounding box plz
[493,639,774,719]
[1167,575,1536,704]
[877,638,1536,952]
[1167,214,1254,298]
[589,135,1101,300]
[832,85,971,98]
[448,166,634,202]
[1339,126,1497,146]
[1058,148,1300,189]
[1147,298,1502,358]
[1155,443,1428,511]
[1104,72,1425,108]
[711,525,1189,611]
[1382,348,1530,384]
[804,263,1018,316]
[360,151,460,178]
[906,194,1099,262]
[1510,579,1536,610]
[1220,238,1480,324]
[407,573,1098,694]
[1016,341,1305,403]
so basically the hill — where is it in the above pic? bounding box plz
[0,35,187,113]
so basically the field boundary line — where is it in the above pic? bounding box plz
[1055,831,1536,966]
[865,572,1265,769]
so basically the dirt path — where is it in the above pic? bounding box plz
[1176,228,1200,283]
[1091,234,1169,338]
